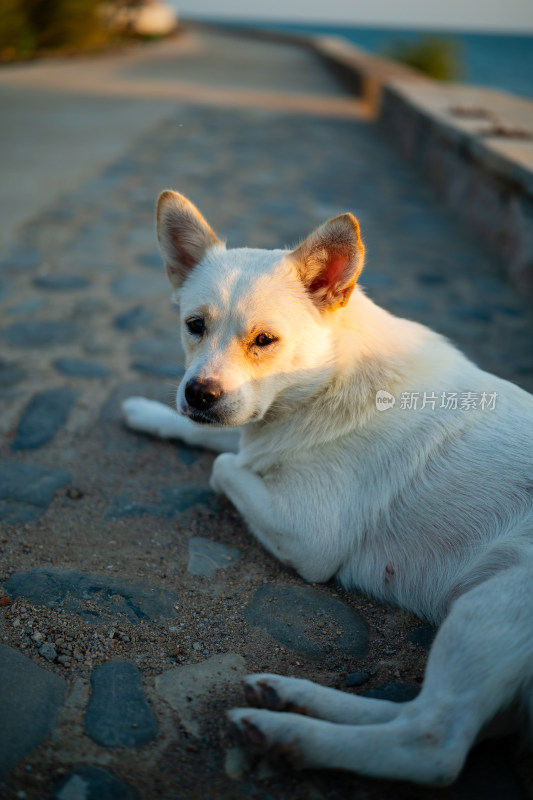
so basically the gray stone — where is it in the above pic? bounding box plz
[245,585,369,659]
[53,358,110,378]
[0,359,26,388]
[4,568,181,623]
[155,654,246,738]
[33,274,89,291]
[39,642,57,661]
[106,484,216,520]
[188,537,241,577]
[113,305,154,331]
[85,661,157,747]
[362,682,420,703]
[12,387,76,450]
[345,671,371,688]
[4,320,81,348]
[0,644,65,779]
[129,334,184,364]
[130,361,184,379]
[0,461,72,523]
[111,274,168,299]
[52,766,140,800]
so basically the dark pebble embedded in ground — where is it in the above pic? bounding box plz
[53,357,110,378]
[0,644,65,778]
[4,319,81,347]
[33,274,90,290]
[113,305,155,331]
[0,461,72,523]
[187,537,241,577]
[245,584,369,659]
[105,484,217,520]
[12,387,76,450]
[4,567,181,623]
[85,661,157,747]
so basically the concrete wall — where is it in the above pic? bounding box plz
[312,36,533,292]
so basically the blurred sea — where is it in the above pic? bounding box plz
[212,19,533,100]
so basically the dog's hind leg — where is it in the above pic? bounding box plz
[230,562,533,784]
[121,397,240,452]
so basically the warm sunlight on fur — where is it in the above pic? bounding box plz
[123,190,533,787]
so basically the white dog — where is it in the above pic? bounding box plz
[123,191,533,786]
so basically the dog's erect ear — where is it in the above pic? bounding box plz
[290,213,364,311]
[157,191,221,289]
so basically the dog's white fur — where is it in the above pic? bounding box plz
[123,192,533,786]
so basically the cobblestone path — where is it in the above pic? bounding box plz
[0,29,532,800]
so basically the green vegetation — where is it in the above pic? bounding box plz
[0,0,167,62]
[385,36,463,81]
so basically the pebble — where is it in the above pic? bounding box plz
[155,654,246,738]
[345,671,371,688]
[187,536,241,577]
[130,361,184,378]
[245,585,369,659]
[85,661,157,747]
[113,305,154,331]
[0,461,72,523]
[106,484,216,520]
[4,320,81,348]
[0,644,65,778]
[52,765,140,800]
[4,568,181,623]
[53,358,110,378]
[33,274,89,291]
[129,334,184,363]
[39,642,57,662]
[12,387,77,450]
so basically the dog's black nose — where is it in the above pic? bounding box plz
[185,378,222,409]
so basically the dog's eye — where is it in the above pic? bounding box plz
[186,317,205,336]
[254,333,275,347]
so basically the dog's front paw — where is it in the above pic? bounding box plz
[121,396,180,438]
[209,452,237,495]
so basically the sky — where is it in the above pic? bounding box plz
[170,0,533,33]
